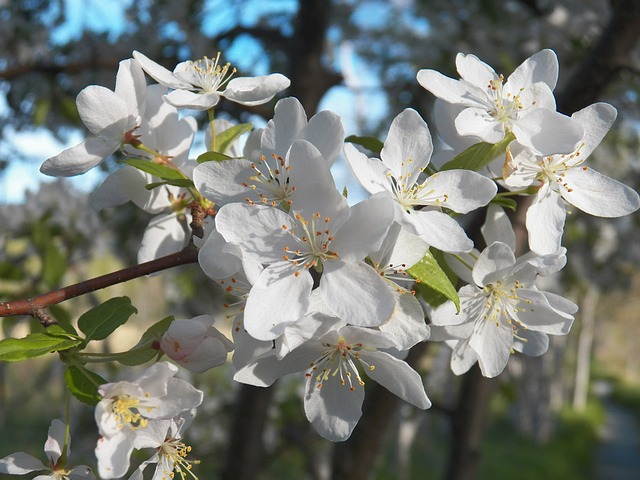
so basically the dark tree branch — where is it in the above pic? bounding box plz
[0,243,199,320]
[0,58,120,81]
[555,0,640,114]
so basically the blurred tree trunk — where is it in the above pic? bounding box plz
[573,286,599,411]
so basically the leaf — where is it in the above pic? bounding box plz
[145,178,195,190]
[407,249,460,311]
[64,365,107,406]
[197,151,233,163]
[215,122,253,154]
[345,135,384,154]
[439,132,515,172]
[490,195,518,211]
[42,240,67,287]
[120,158,185,180]
[0,330,82,362]
[78,297,137,342]
[115,315,174,366]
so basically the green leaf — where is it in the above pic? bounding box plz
[345,135,384,154]
[145,178,195,190]
[197,151,233,163]
[0,330,82,362]
[42,240,67,287]
[490,195,518,211]
[439,132,515,172]
[120,158,185,180]
[78,297,137,342]
[116,316,174,366]
[64,365,106,406]
[215,122,253,154]
[116,347,159,366]
[407,249,459,311]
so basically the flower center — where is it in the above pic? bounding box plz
[111,395,150,430]
[158,436,200,480]
[537,143,586,193]
[243,153,295,208]
[388,170,447,212]
[187,53,236,94]
[482,280,530,335]
[281,212,339,275]
[305,336,375,391]
[487,74,534,126]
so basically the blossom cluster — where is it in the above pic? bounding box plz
[3,48,638,478]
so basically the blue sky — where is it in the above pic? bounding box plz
[1,0,387,204]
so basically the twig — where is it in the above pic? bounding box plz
[0,243,199,319]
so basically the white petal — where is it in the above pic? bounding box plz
[40,136,117,177]
[561,167,640,217]
[472,242,515,287]
[244,263,313,340]
[44,419,66,463]
[515,289,574,335]
[321,261,394,327]
[261,97,307,156]
[198,229,243,280]
[512,109,583,156]
[223,73,290,106]
[0,452,46,474]
[450,337,479,375]
[76,85,131,136]
[164,89,220,110]
[572,102,617,158]
[343,143,391,195]
[138,213,190,264]
[407,210,473,253]
[455,107,504,143]
[299,110,345,165]
[114,58,147,115]
[416,69,487,108]
[133,51,191,89]
[543,291,579,315]
[526,187,566,255]
[193,159,254,206]
[455,52,499,89]
[506,49,558,91]
[361,351,431,409]
[304,371,364,441]
[379,293,430,349]
[481,205,516,252]
[421,169,497,213]
[215,203,292,262]
[96,433,135,479]
[330,193,394,260]
[513,329,549,357]
[381,108,433,181]
[469,319,514,378]
[90,169,132,211]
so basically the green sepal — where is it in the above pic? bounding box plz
[439,133,515,172]
[0,327,83,362]
[197,151,233,163]
[64,365,107,406]
[78,297,137,343]
[345,135,384,154]
[407,249,460,311]
[215,122,253,154]
[490,195,518,211]
[120,158,185,180]
[114,315,174,367]
[145,178,195,190]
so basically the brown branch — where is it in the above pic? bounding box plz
[0,243,199,319]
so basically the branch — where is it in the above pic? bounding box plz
[0,243,199,319]
[0,58,120,81]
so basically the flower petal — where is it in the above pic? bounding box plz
[223,73,290,106]
[472,241,516,287]
[133,51,192,89]
[244,262,313,340]
[360,350,431,409]
[526,186,566,255]
[138,213,190,264]
[469,319,514,378]
[454,107,504,143]
[304,370,365,441]
[407,210,473,253]
[416,69,487,108]
[164,89,220,110]
[421,169,497,213]
[506,49,558,91]
[40,136,118,177]
[0,452,46,474]
[512,108,583,156]
[343,143,391,195]
[561,167,640,217]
